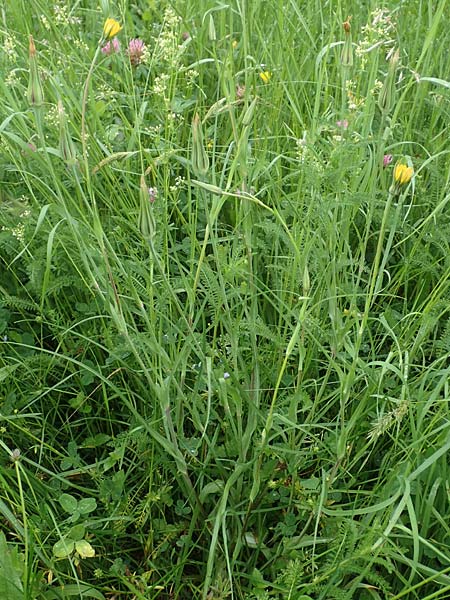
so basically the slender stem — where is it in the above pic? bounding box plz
[81,44,102,187]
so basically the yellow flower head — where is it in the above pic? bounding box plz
[259,70,272,84]
[393,163,413,186]
[103,18,122,39]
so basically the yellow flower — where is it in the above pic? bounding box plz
[103,18,122,39]
[259,70,272,84]
[393,163,413,186]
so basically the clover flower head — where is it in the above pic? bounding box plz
[128,38,146,66]
[337,119,349,130]
[383,154,393,167]
[101,38,120,55]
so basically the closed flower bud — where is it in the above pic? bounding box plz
[27,35,44,107]
[341,17,353,68]
[58,101,78,167]
[138,175,156,241]
[242,97,258,127]
[191,113,209,177]
[208,14,216,42]
[378,48,400,114]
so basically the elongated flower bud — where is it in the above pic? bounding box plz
[27,35,44,107]
[378,48,400,114]
[242,97,258,127]
[341,17,353,68]
[138,175,156,241]
[208,14,216,42]
[58,101,78,167]
[191,113,209,176]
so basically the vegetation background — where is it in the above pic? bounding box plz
[1,0,450,598]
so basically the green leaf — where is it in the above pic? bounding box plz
[53,538,75,558]
[419,76,450,89]
[59,493,78,513]
[78,498,97,514]
[67,524,86,541]
[75,539,95,559]
[0,363,20,382]
[42,584,105,599]
[60,457,74,471]
[0,532,24,600]
[69,510,81,523]
[82,433,110,448]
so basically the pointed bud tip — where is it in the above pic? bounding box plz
[29,35,36,57]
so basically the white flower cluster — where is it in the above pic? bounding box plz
[53,2,82,26]
[1,209,30,243]
[355,8,396,69]
[3,33,18,62]
[150,6,185,69]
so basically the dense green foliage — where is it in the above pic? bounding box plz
[1,0,450,598]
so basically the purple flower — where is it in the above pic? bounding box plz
[223,372,230,380]
[383,154,393,167]
[236,84,246,99]
[101,38,120,55]
[148,187,158,203]
[336,119,349,130]
[128,38,146,66]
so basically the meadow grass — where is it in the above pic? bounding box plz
[1,0,450,598]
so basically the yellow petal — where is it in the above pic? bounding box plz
[259,71,271,84]
[403,166,413,183]
[103,18,122,39]
[393,163,413,186]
